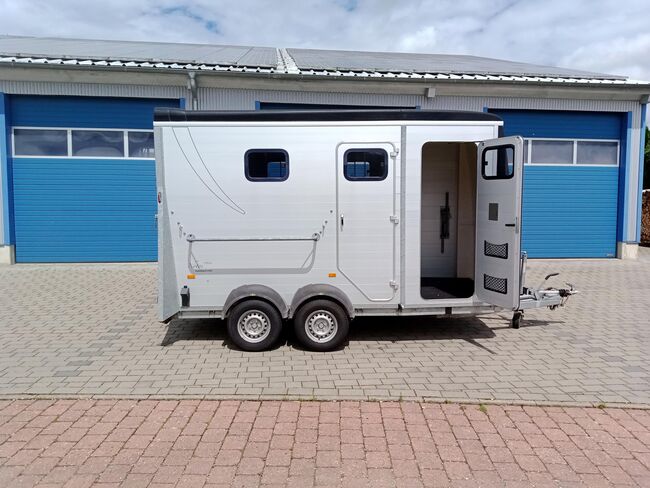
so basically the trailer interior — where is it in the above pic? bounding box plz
[420,142,477,300]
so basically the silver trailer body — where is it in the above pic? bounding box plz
[155,109,574,350]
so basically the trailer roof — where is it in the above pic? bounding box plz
[154,108,503,123]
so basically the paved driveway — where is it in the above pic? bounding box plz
[0,250,648,405]
[1,399,649,488]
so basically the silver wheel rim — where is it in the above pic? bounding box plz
[305,310,338,343]
[237,310,271,343]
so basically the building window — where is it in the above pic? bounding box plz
[343,149,388,181]
[524,138,619,166]
[12,127,156,159]
[530,140,574,165]
[576,141,618,165]
[128,132,155,158]
[13,128,68,156]
[72,130,125,157]
[245,149,289,181]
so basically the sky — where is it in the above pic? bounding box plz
[0,0,649,81]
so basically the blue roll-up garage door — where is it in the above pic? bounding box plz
[490,109,623,258]
[10,95,180,262]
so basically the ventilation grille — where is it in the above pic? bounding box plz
[484,274,508,294]
[484,241,508,259]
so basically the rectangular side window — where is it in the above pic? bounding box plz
[72,130,125,157]
[481,145,514,179]
[13,129,68,156]
[245,150,289,181]
[344,149,388,181]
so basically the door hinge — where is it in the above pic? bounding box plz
[389,215,399,224]
[389,280,399,290]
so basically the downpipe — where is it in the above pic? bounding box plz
[187,71,198,110]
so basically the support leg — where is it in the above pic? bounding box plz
[511,311,523,329]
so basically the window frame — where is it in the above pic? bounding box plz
[11,126,155,160]
[244,148,290,182]
[524,137,619,167]
[480,144,515,181]
[343,148,389,182]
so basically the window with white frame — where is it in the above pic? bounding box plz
[524,138,619,166]
[12,127,155,159]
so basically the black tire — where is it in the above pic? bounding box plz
[227,299,283,352]
[293,299,350,352]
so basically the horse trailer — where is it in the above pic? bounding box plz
[154,109,576,351]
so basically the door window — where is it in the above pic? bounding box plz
[481,145,514,179]
[343,149,388,181]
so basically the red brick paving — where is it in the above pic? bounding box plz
[0,400,648,487]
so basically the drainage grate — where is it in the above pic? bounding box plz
[484,241,508,259]
[484,274,508,294]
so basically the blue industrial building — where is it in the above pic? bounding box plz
[0,36,647,263]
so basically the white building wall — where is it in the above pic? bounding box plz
[0,80,189,99]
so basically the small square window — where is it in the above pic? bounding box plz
[344,149,388,181]
[482,145,514,179]
[245,150,289,181]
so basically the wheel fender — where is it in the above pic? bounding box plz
[222,285,288,319]
[290,284,354,319]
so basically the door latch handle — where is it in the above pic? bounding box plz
[340,213,344,229]
[505,216,519,233]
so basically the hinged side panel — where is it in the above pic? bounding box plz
[475,136,523,310]
[336,142,399,302]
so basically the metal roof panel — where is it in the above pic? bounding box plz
[0,35,644,85]
[286,48,627,80]
[0,36,278,67]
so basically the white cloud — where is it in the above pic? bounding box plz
[0,0,648,80]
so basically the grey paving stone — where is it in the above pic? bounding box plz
[0,250,649,404]
[52,371,81,377]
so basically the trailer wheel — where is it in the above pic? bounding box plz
[227,299,283,352]
[293,299,349,352]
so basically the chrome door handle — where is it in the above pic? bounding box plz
[340,213,344,229]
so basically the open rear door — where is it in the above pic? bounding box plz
[475,136,523,310]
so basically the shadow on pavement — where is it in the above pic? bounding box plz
[160,314,560,352]
[161,318,227,347]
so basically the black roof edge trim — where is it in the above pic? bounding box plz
[154,108,503,123]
